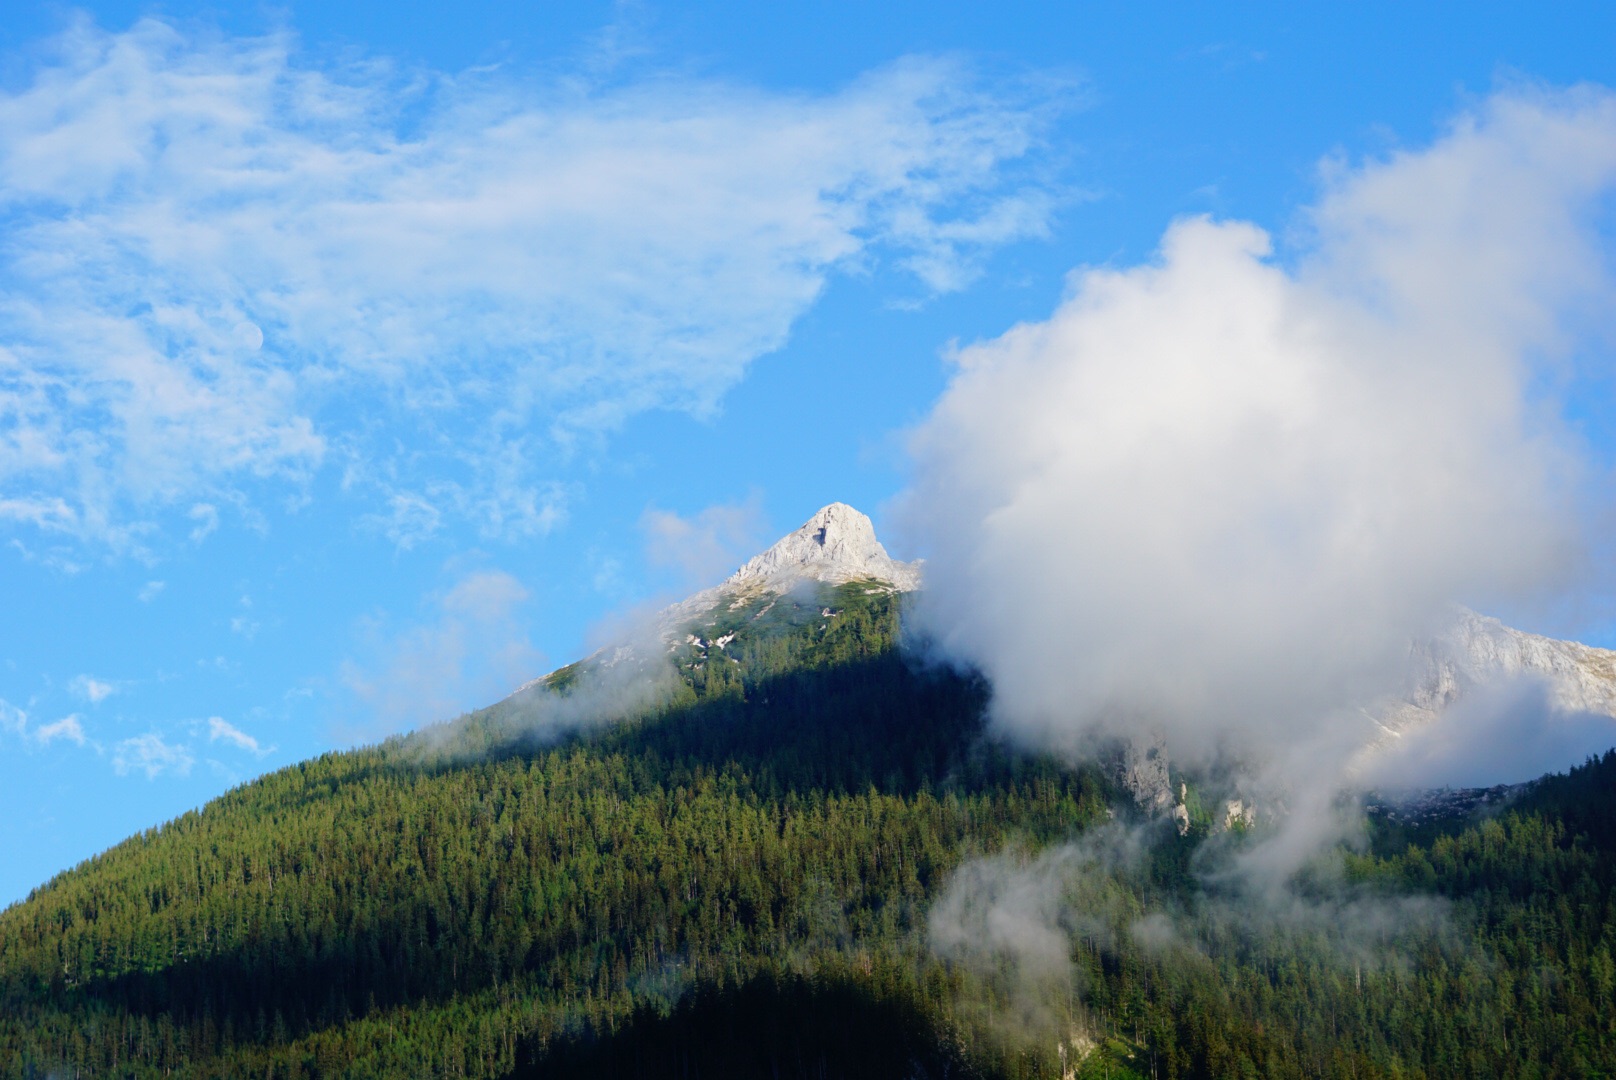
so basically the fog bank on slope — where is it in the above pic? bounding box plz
[901,87,1616,790]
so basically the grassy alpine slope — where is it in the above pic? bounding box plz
[2,583,1615,1078]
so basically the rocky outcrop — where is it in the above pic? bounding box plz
[1221,799,1256,831]
[1120,735,1175,813]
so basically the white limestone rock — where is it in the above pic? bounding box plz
[725,502,921,592]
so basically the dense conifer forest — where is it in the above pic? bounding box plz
[2,583,1614,1078]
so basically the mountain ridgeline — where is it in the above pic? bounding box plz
[3,506,1616,1078]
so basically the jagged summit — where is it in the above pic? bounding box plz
[650,503,921,640]
[723,502,922,593]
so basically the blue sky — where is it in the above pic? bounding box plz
[1,2,1614,905]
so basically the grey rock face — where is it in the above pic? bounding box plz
[1120,736,1175,813]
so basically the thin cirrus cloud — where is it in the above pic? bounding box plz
[34,715,87,747]
[207,715,271,756]
[68,674,116,703]
[0,698,92,750]
[338,569,545,740]
[0,17,1060,549]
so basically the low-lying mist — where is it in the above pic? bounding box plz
[399,612,685,765]
[928,820,1457,1055]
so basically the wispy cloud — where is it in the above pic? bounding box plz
[112,732,194,779]
[34,714,86,746]
[0,17,1058,548]
[0,698,26,738]
[229,594,260,640]
[640,496,769,591]
[1,697,96,751]
[339,569,545,738]
[207,715,270,756]
[187,503,218,543]
[137,579,165,601]
[69,674,115,703]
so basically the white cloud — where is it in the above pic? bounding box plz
[207,715,269,755]
[1,698,94,750]
[0,17,1056,546]
[0,698,26,737]
[35,714,86,746]
[902,88,1616,810]
[187,502,218,543]
[230,595,260,640]
[69,674,115,703]
[137,579,165,601]
[112,731,194,778]
[339,569,545,738]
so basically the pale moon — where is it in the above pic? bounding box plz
[232,321,264,351]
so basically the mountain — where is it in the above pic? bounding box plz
[2,505,1615,1078]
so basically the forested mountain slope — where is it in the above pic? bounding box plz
[2,578,1615,1078]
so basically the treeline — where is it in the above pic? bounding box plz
[0,584,1612,1077]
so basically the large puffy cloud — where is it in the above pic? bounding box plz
[902,87,1616,784]
[0,17,1055,546]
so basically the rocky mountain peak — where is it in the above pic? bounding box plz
[596,503,924,657]
[722,503,922,592]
